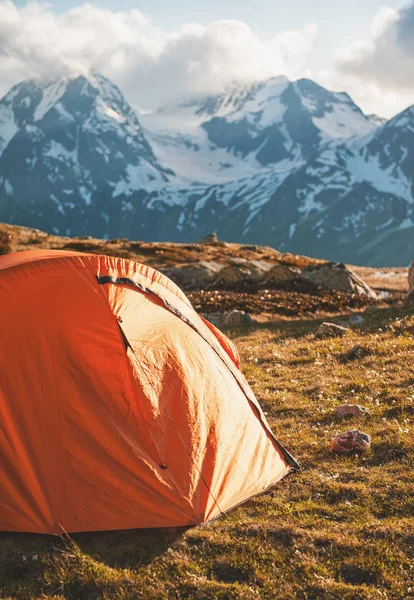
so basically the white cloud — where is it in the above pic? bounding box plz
[319,2,414,117]
[0,1,317,109]
[336,3,414,91]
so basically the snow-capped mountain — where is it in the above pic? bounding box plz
[141,76,378,184]
[171,106,414,266]
[0,71,413,265]
[0,71,174,237]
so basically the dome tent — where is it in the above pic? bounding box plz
[0,250,298,534]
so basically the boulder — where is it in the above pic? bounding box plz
[315,322,350,339]
[335,404,370,419]
[331,430,371,455]
[303,262,377,298]
[201,310,253,328]
[348,314,365,326]
[223,310,254,327]
[407,261,414,302]
[163,261,224,290]
[214,260,274,290]
[262,264,318,292]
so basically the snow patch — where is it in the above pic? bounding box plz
[313,103,376,140]
[399,217,414,230]
[376,217,394,231]
[34,80,68,121]
[54,102,75,122]
[4,180,13,195]
[79,186,92,206]
[347,151,413,204]
[0,105,18,154]
[102,105,126,123]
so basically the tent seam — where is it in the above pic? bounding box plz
[97,275,301,470]
[93,273,220,519]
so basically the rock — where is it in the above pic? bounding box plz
[215,260,274,290]
[303,262,377,298]
[201,310,253,328]
[338,343,373,363]
[240,244,259,251]
[331,430,371,455]
[164,259,307,292]
[163,261,224,290]
[200,313,221,327]
[407,261,414,302]
[0,230,13,254]
[262,264,318,292]
[223,309,254,326]
[315,322,350,338]
[335,404,370,419]
[199,232,218,244]
[349,314,365,326]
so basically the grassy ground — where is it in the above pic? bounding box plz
[1,305,413,599]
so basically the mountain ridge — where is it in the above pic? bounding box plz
[0,71,413,266]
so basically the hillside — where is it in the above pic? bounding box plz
[0,72,413,266]
[0,222,408,317]
[0,285,413,599]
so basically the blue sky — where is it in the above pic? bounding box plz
[4,0,414,116]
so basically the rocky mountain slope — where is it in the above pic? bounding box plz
[0,72,174,238]
[0,72,413,266]
[0,222,407,317]
[141,77,378,183]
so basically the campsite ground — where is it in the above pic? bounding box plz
[1,306,413,599]
[0,224,413,599]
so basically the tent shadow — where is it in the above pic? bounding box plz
[0,526,189,571]
[70,526,189,569]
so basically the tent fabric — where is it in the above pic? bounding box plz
[0,250,298,534]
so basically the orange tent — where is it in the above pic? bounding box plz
[0,250,298,534]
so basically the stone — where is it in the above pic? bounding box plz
[215,260,274,289]
[349,314,365,326]
[338,343,373,363]
[407,261,414,302]
[240,244,259,251]
[199,232,218,244]
[335,404,370,419]
[222,309,254,327]
[163,261,224,290]
[331,430,371,455]
[0,230,13,254]
[303,262,377,298]
[262,264,316,292]
[315,322,350,338]
[200,310,253,328]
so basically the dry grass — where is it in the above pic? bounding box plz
[351,266,408,293]
[1,306,413,599]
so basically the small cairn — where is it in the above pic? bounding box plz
[199,232,218,244]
